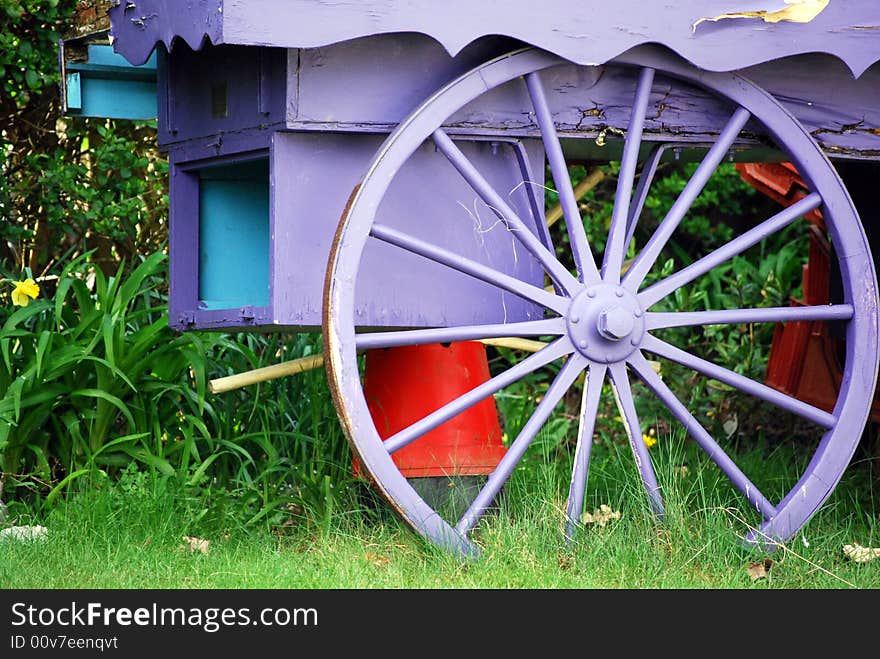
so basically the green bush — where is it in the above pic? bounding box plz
[1,0,168,276]
[0,251,353,531]
[0,251,209,501]
[182,330,354,533]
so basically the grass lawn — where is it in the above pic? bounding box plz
[2,436,877,590]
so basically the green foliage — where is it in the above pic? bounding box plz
[24,121,169,268]
[0,250,353,530]
[2,116,169,277]
[183,331,354,534]
[1,0,168,276]
[0,0,73,109]
[629,162,810,442]
[0,251,206,500]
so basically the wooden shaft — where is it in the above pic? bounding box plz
[208,337,550,394]
[209,335,662,393]
[209,353,325,394]
[478,337,547,352]
[544,168,605,228]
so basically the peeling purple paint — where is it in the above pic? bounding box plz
[109,0,222,66]
[151,32,880,158]
[111,0,880,77]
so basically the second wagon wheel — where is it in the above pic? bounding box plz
[323,47,879,558]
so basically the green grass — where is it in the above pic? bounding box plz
[2,434,877,589]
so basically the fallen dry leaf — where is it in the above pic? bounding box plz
[651,527,673,554]
[580,504,621,527]
[286,502,305,516]
[722,414,738,439]
[182,536,210,554]
[747,558,774,581]
[365,552,390,567]
[842,543,880,564]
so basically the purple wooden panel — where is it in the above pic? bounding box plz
[282,36,879,158]
[168,153,199,330]
[110,0,880,78]
[142,16,879,157]
[161,126,274,160]
[443,50,880,159]
[169,149,274,332]
[744,55,880,158]
[270,131,546,329]
[160,41,285,147]
[289,34,517,130]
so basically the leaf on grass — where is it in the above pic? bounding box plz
[365,552,390,567]
[182,536,210,554]
[580,504,621,527]
[722,414,738,439]
[747,558,773,580]
[277,502,307,532]
[842,543,880,564]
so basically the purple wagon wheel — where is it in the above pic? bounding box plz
[323,47,879,558]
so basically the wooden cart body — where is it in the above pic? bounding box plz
[82,1,880,333]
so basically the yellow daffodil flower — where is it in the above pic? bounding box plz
[10,278,40,307]
[642,433,657,449]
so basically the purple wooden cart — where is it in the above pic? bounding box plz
[99,1,880,557]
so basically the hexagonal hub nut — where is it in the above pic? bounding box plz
[597,306,635,341]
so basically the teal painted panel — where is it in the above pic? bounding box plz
[198,160,270,310]
[64,45,157,119]
[86,44,157,70]
[66,72,82,110]
[75,76,157,119]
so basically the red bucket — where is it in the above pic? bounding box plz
[358,341,507,478]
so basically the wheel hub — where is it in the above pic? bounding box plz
[566,284,645,363]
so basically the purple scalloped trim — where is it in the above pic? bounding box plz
[109,0,880,77]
